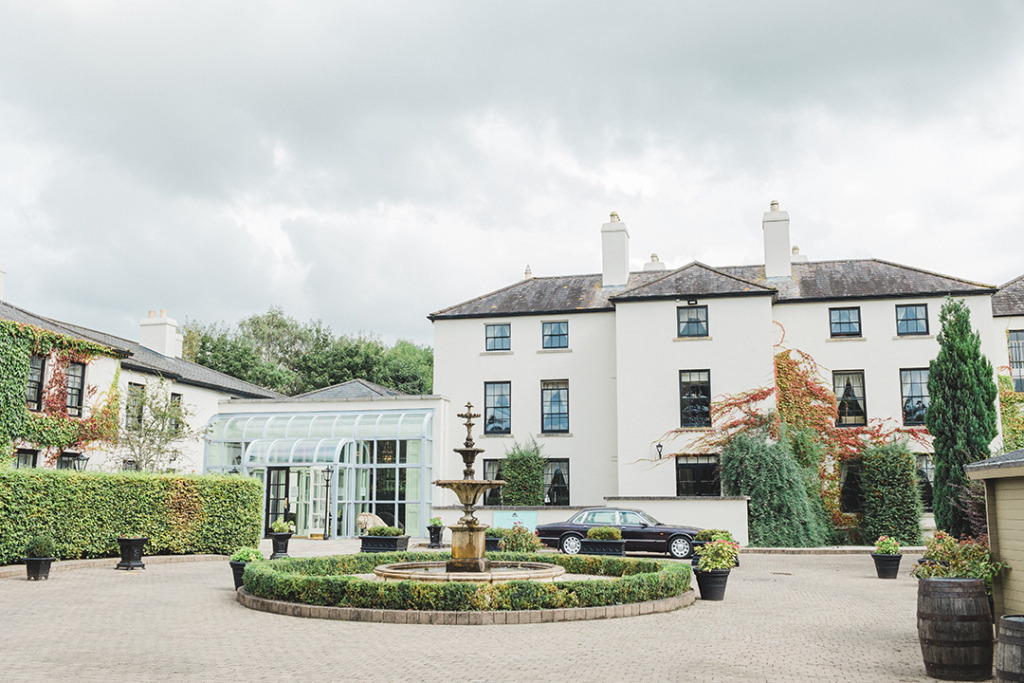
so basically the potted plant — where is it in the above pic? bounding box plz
[24,534,57,581]
[918,529,957,566]
[427,516,445,548]
[485,527,509,552]
[693,538,740,601]
[692,530,739,568]
[269,518,293,559]
[115,534,148,570]
[229,547,264,590]
[911,534,1005,680]
[580,526,626,556]
[499,524,543,552]
[871,535,902,579]
[360,525,410,553]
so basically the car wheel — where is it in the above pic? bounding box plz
[560,534,582,555]
[668,536,692,560]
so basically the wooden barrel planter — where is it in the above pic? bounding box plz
[917,577,993,681]
[997,615,1024,682]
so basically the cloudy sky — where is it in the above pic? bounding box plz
[2,2,1023,346]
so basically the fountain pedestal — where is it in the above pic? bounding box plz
[448,525,490,572]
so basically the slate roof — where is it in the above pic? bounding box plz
[994,274,1024,317]
[288,379,408,401]
[965,448,1024,474]
[0,300,280,400]
[431,258,995,319]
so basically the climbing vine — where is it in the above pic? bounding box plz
[664,346,929,526]
[999,374,1024,452]
[0,320,120,462]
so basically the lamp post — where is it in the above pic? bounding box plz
[322,466,333,540]
[72,454,90,471]
[656,443,664,459]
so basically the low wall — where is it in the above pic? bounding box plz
[604,497,750,546]
[432,496,749,546]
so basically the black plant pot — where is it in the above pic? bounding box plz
[269,532,292,559]
[360,535,410,553]
[115,537,148,570]
[872,553,902,579]
[694,568,731,601]
[230,560,247,590]
[580,539,626,556]
[25,557,55,581]
[485,537,502,552]
[427,525,444,549]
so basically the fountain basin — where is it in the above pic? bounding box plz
[374,560,566,583]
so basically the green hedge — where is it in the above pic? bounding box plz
[858,442,923,545]
[0,469,262,564]
[243,551,691,611]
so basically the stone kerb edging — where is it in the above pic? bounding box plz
[0,553,225,579]
[236,587,695,625]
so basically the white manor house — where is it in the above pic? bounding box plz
[429,203,1024,539]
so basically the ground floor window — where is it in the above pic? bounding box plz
[917,454,934,512]
[544,459,570,505]
[676,455,720,496]
[15,449,37,469]
[840,460,863,513]
[56,452,80,470]
[482,459,503,505]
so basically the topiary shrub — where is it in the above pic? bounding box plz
[857,441,922,546]
[364,525,405,537]
[720,432,829,547]
[0,469,261,565]
[587,526,622,541]
[501,438,545,505]
[24,534,56,559]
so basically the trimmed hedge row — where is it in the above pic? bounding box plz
[243,551,691,611]
[0,469,262,565]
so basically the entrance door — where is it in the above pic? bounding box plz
[295,469,311,537]
[265,467,290,535]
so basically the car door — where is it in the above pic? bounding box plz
[619,510,654,552]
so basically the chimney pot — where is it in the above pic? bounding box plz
[159,309,167,318]
[148,310,156,318]
[524,265,533,279]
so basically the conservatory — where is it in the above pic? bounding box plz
[205,409,435,538]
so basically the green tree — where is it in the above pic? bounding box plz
[501,438,545,506]
[926,297,998,538]
[115,379,205,472]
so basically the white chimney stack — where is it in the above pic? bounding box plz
[0,262,6,300]
[601,212,630,287]
[763,200,791,278]
[140,310,184,358]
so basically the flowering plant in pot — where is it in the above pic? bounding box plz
[427,516,445,548]
[871,536,902,579]
[485,527,509,552]
[500,524,543,552]
[24,534,57,581]
[693,539,739,601]
[692,529,738,568]
[228,547,264,590]
[268,518,293,559]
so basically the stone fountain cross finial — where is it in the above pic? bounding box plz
[457,402,480,449]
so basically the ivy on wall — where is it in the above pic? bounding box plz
[999,374,1024,452]
[0,320,121,462]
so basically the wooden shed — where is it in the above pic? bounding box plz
[966,448,1024,620]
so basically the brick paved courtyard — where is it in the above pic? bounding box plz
[0,545,937,682]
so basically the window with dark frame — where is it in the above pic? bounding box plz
[829,307,861,337]
[485,324,511,351]
[544,459,570,506]
[26,355,45,411]
[1010,330,1024,392]
[896,304,929,336]
[834,370,867,426]
[483,381,511,434]
[56,452,79,470]
[170,392,183,434]
[541,380,569,433]
[675,455,720,496]
[677,306,709,338]
[127,383,145,430]
[15,449,37,469]
[679,370,711,427]
[483,459,503,505]
[542,321,568,349]
[900,368,929,426]
[65,362,85,417]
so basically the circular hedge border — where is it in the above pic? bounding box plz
[239,551,692,618]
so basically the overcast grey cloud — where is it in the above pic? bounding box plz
[1,1,1023,345]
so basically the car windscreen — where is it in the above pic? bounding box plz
[638,511,662,526]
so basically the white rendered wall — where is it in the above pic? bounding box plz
[773,294,1002,452]
[613,295,778,497]
[432,311,619,507]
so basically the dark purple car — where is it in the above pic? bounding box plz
[535,507,701,559]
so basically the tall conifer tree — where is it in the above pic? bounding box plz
[926,298,998,537]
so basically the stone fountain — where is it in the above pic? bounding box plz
[372,403,564,583]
